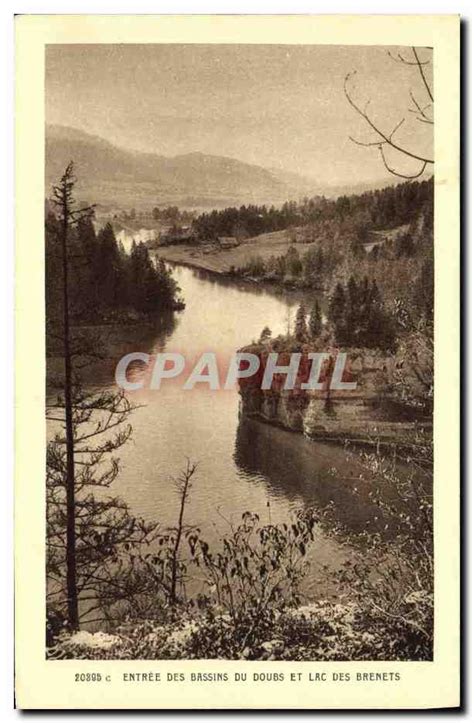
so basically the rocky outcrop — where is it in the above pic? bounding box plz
[238,344,431,448]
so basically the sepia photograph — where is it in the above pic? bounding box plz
[43,41,436,663]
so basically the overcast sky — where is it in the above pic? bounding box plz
[46,44,433,186]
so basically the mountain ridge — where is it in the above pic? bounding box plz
[45,124,319,210]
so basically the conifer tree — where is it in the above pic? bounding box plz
[49,163,95,629]
[96,223,123,311]
[294,303,308,342]
[309,299,323,339]
[346,275,360,323]
[328,282,346,344]
[46,165,179,633]
[259,326,272,343]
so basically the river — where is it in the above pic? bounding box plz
[48,264,389,599]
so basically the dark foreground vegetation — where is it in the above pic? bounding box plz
[47,445,433,661]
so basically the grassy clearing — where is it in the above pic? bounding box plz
[155,229,313,275]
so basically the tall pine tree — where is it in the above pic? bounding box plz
[328,283,346,344]
[309,299,323,339]
[294,303,308,342]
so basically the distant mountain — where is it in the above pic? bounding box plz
[45,125,320,210]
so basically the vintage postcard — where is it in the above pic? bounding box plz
[15,14,460,709]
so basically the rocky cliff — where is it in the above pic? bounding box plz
[238,344,431,448]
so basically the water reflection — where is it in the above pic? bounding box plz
[47,311,180,389]
[235,415,382,534]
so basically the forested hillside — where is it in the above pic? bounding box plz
[46,212,183,333]
[225,179,433,348]
[193,178,433,241]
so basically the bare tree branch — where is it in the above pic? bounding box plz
[344,67,434,179]
[344,72,433,165]
[408,90,434,125]
[378,145,428,180]
[412,47,434,103]
[387,49,430,67]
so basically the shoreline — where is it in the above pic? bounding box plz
[153,244,322,297]
[154,247,234,278]
[241,408,432,457]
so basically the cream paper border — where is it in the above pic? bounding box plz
[15,14,460,710]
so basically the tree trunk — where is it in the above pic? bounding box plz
[60,198,79,630]
[170,488,186,606]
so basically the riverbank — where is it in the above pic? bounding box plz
[154,229,312,278]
